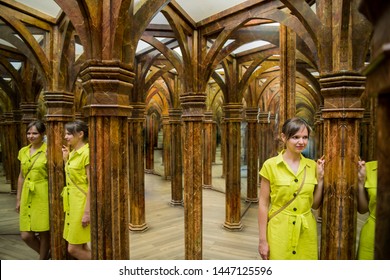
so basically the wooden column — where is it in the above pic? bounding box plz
[169,109,183,206]
[162,115,171,180]
[245,108,259,202]
[359,0,390,259]
[2,113,14,186]
[145,115,155,173]
[279,24,296,130]
[20,102,38,147]
[203,111,213,189]
[4,112,19,193]
[80,61,132,260]
[258,112,273,171]
[180,93,205,260]
[220,119,226,178]
[319,72,365,259]
[44,91,74,260]
[128,103,148,232]
[223,104,243,231]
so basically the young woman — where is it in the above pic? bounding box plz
[258,117,325,260]
[61,120,91,260]
[357,159,377,260]
[16,120,50,260]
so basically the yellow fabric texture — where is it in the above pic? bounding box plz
[62,143,90,244]
[357,160,377,260]
[17,143,49,232]
[259,151,319,260]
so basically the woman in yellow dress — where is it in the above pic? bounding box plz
[16,120,50,260]
[61,120,91,260]
[258,117,325,260]
[357,159,377,260]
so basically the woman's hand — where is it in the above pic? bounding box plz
[62,145,70,162]
[316,155,325,180]
[82,211,90,228]
[258,239,270,260]
[358,159,366,185]
[15,200,20,213]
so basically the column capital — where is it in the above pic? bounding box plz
[319,72,365,118]
[180,92,206,121]
[223,103,243,122]
[79,60,134,117]
[43,91,75,121]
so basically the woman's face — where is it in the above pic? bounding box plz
[27,126,44,145]
[64,129,82,147]
[283,125,309,154]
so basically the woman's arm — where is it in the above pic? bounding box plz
[258,177,270,260]
[16,168,24,213]
[312,155,325,209]
[82,165,91,227]
[357,160,369,214]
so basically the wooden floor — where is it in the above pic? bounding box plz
[0,150,367,260]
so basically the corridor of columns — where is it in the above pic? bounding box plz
[0,0,390,260]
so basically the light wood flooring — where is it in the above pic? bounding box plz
[0,151,367,260]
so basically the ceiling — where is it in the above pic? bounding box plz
[14,0,249,22]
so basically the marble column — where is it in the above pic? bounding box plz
[169,108,183,206]
[80,61,132,259]
[180,93,205,259]
[128,103,148,232]
[162,115,171,180]
[44,91,74,259]
[359,0,390,259]
[245,108,259,203]
[223,104,243,231]
[203,111,213,189]
[319,72,365,259]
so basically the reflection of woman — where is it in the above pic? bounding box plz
[357,160,377,260]
[16,120,50,259]
[258,117,325,260]
[61,120,91,260]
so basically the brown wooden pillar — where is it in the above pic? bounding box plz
[128,103,148,232]
[279,24,296,129]
[220,118,226,178]
[44,91,74,260]
[319,72,365,259]
[4,112,20,193]
[20,102,38,147]
[359,0,390,259]
[169,108,183,206]
[180,93,205,260]
[80,61,132,260]
[145,115,155,173]
[212,121,217,163]
[162,115,171,180]
[223,103,243,231]
[203,111,213,189]
[2,113,14,186]
[245,108,259,202]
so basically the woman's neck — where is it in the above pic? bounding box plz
[73,141,86,151]
[30,142,43,150]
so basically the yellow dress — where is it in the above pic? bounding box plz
[259,151,319,260]
[357,160,377,260]
[62,144,90,244]
[18,143,49,232]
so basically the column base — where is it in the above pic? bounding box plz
[223,221,243,231]
[202,184,212,189]
[129,223,149,232]
[144,169,155,174]
[245,198,259,203]
[170,200,183,206]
